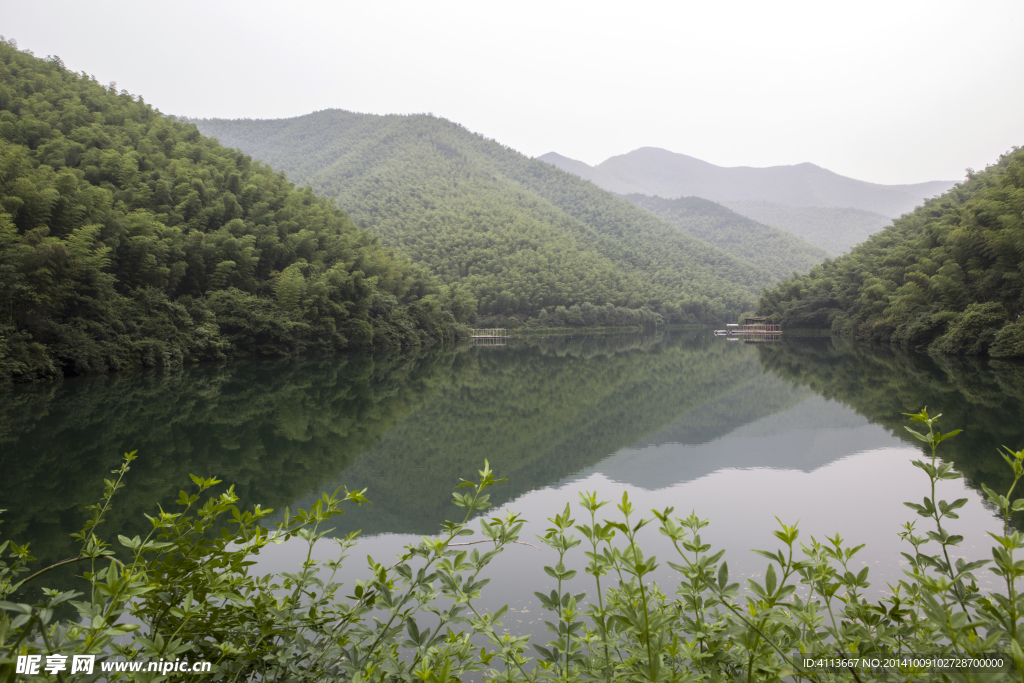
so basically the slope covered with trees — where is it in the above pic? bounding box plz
[195,111,774,324]
[758,148,1024,357]
[0,41,466,383]
[621,193,831,279]
[721,201,892,254]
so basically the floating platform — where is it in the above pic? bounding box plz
[471,328,510,339]
[714,317,782,342]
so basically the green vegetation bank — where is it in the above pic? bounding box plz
[0,40,468,383]
[759,148,1024,357]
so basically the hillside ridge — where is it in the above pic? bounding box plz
[721,200,892,255]
[619,194,832,279]
[540,147,956,217]
[196,109,783,325]
[0,43,465,384]
[758,147,1024,358]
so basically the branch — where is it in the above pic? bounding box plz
[15,554,88,589]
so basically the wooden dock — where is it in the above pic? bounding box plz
[714,317,782,342]
[470,328,510,346]
[471,328,509,339]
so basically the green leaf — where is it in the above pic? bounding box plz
[765,563,777,596]
[904,427,930,443]
[0,601,33,614]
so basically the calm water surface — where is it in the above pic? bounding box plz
[3,330,1023,629]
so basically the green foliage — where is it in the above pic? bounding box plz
[758,147,1024,356]
[195,110,774,324]
[3,412,1023,680]
[723,200,892,255]
[0,41,466,383]
[930,302,1008,355]
[992,319,1024,359]
[622,194,831,280]
[512,302,663,330]
[0,458,527,682]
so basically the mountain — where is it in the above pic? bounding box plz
[0,41,465,384]
[541,148,958,253]
[758,148,1024,358]
[620,194,832,280]
[720,201,892,255]
[541,147,956,217]
[195,111,776,324]
[537,152,603,183]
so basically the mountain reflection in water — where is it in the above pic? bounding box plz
[2,331,1022,609]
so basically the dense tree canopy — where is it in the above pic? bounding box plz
[621,193,831,279]
[196,110,774,324]
[0,41,467,383]
[758,147,1024,357]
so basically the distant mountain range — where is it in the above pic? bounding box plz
[541,148,958,253]
[541,148,955,217]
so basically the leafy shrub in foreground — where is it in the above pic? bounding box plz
[1,410,1023,681]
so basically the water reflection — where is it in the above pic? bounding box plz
[584,395,898,488]
[2,330,1022,610]
[757,337,1024,517]
[0,350,462,581]
[311,331,791,536]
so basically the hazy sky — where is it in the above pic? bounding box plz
[6,0,1022,184]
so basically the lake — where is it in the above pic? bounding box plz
[3,329,1023,634]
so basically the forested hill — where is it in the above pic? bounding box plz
[194,110,775,324]
[0,41,467,384]
[620,194,832,280]
[720,201,892,255]
[758,147,1024,358]
[541,148,955,217]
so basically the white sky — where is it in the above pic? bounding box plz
[6,0,1023,184]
